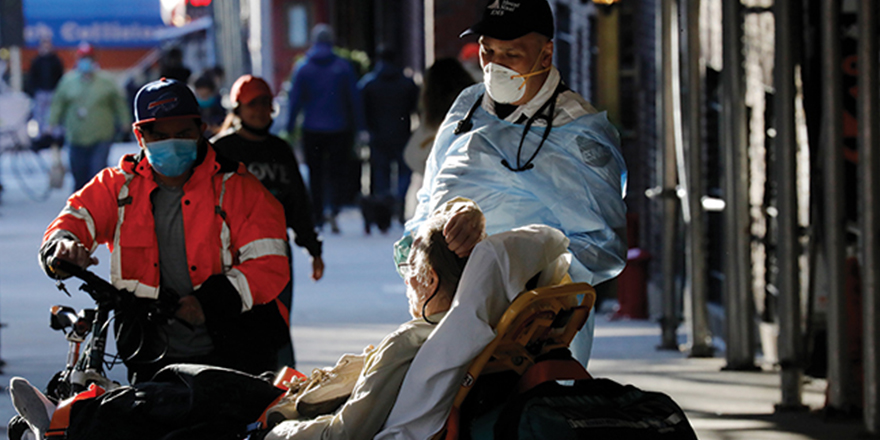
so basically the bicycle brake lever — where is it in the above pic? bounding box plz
[55,279,72,297]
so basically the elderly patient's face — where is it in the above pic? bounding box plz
[405,276,429,319]
[403,243,433,319]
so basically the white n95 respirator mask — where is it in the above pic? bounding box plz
[483,60,552,105]
[483,63,528,104]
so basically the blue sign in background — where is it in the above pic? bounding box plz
[23,0,169,48]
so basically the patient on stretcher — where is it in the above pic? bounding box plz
[263,200,573,440]
[260,208,470,440]
[264,203,573,440]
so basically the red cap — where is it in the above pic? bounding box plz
[458,42,480,63]
[76,42,94,58]
[230,75,273,105]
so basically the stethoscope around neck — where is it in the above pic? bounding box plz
[453,86,563,172]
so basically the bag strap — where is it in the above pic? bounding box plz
[515,359,592,395]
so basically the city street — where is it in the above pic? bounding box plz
[0,145,867,439]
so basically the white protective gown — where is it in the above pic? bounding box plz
[380,76,628,438]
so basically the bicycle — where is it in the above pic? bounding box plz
[7,257,182,439]
[9,259,304,440]
[42,257,180,401]
[0,92,59,203]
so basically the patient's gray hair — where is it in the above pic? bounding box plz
[411,215,469,297]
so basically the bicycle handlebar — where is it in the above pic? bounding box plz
[47,258,184,374]
[50,257,121,307]
[49,256,181,323]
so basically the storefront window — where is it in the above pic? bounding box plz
[288,4,308,48]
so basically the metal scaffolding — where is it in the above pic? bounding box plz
[212,0,247,89]
[683,0,713,358]
[774,0,806,411]
[859,0,880,431]
[721,0,757,371]
[657,0,681,351]
[820,0,855,413]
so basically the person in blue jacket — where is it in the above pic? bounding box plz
[287,24,365,233]
[358,47,420,222]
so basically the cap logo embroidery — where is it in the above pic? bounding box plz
[489,0,520,15]
[147,94,179,115]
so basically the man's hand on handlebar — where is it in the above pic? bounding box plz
[176,295,206,326]
[52,239,99,276]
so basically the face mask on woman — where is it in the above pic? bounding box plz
[144,138,198,177]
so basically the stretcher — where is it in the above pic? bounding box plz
[438,280,595,440]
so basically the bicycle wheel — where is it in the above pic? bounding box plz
[10,143,52,202]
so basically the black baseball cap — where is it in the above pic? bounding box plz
[133,78,201,126]
[460,0,555,41]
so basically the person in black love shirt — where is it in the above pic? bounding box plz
[213,75,324,369]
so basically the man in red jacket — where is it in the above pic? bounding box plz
[39,78,291,382]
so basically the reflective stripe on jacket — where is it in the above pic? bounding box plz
[42,143,289,313]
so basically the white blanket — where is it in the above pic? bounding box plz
[375,224,571,439]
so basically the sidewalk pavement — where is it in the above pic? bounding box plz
[588,316,870,440]
[292,304,871,440]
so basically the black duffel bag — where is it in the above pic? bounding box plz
[486,375,698,440]
[64,364,283,440]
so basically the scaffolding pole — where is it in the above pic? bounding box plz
[821,0,854,412]
[658,0,680,350]
[213,0,247,89]
[859,0,880,431]
[683,0,713,358]
[721,0,756,371]
[774,0,805,411]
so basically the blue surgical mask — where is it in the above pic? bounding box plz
[76,58,94,74]
[197,95,217,109]
[144,138,198,177]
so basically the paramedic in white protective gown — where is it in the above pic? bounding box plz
[380,0,627,438]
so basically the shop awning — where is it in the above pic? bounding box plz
[23,0,169,48]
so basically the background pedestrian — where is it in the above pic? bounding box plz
[49,42,130,192]
[287,24,365,234]
[214,75,325,369]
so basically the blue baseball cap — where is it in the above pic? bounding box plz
[133,78,201,126]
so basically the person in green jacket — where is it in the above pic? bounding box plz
[49,42,131,191]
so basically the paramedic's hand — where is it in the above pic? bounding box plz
[311,256,325,281]
[444,208,486,258]
[176,295,206,326]
[52,239,99,274]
